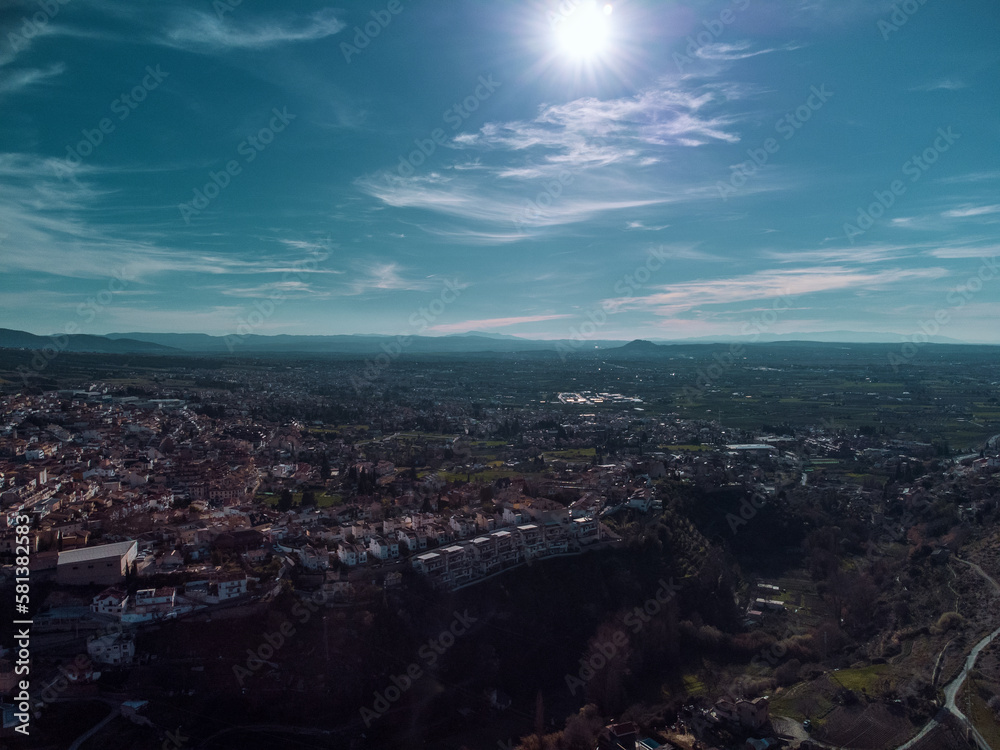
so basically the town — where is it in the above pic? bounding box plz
[1,345,999,750]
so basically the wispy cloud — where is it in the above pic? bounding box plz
[651,245,725,262]
[163,8,345,51]
[358,79,745,231]
[417,224,531,245]
[926,243,1000,259]
[911,78,967,92]
[346,262,434,295]
[0,63,65,96]
[456,81,742,160]
[626,221,670,231]
[215,280,326,298]
[943,204,1000,218]
[762,244,910,264]
[606,266,948,316]
[695,41,804,62]
[0,152,342,282]
[427,314,572,334]
[358,171,675,231]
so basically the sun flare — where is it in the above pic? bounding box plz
[554,2,613,60]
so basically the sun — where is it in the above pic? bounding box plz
[554,2,614,60]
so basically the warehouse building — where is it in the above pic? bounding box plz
[56,540,138,586]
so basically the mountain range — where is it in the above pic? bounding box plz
[0,327,973,356]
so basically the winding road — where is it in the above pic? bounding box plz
[894,557,999,750]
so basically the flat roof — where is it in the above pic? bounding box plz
[517,524,539,531]
[416,552,440,561]
[58,540,136,566]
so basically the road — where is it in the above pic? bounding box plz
[893,557,1000,750]
[67,703,119,750]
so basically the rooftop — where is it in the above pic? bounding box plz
[58,540,136,565]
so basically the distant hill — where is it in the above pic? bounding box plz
[443,330,528,340]
[105,331,625,354]
[1,327,986,357]
[659,330,968,345]
[619,339,661,350]
[0,328,178,354]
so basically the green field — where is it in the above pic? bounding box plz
[256,491,342,508]
[828,664,891,692]
[543,447,596,461]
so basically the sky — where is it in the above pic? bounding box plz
[1,0,998,343]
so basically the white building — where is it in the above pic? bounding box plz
[87,631,135,666]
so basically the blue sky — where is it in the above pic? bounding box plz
[1,0,998,342]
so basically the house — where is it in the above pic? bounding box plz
[396,529,419,552]
[159,550,184,571]
[91,586,129,617]
[214,573,249,600]
[715,696,769,730]
[368,535,400,561]
[627,488,656,512]
[598,722,638,750]
[87,631,135,666]
[337,542,367,567]
[572,516,599,543]
[449,515,476,538]
[425,524,452,546]
[120,586,181,624]
[297,544,329,571]
[501,507,523,526]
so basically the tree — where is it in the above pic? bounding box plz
[277,489,294,512]
[301,490,316,508]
